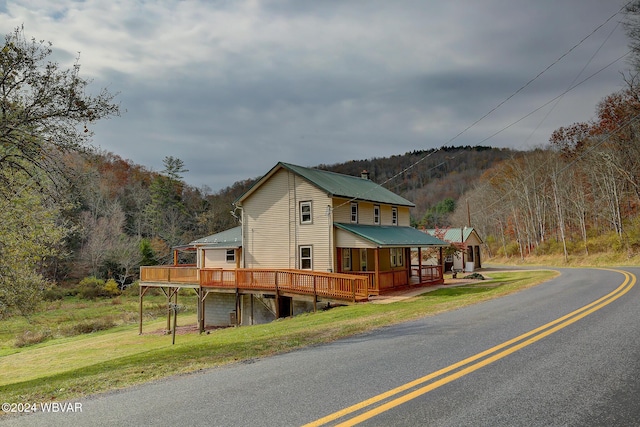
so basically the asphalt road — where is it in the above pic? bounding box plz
[2,267,639,427]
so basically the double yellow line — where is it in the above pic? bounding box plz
[304,269,636,427]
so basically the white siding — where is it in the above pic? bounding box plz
[333,199,411,226]
[241,168,333,271]
[335,228,376,249]
[198,248,239,269]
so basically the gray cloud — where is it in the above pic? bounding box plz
[0,0,631,190]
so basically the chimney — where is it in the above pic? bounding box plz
[361,170,369,180]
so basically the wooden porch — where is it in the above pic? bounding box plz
[346,265,443,296]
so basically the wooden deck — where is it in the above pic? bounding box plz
[138,265,443,333]
[140,264,442,300]
[140,266,370,303]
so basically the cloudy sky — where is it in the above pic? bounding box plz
[0,0,632,191]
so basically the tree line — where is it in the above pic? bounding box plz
[450,2,640,260]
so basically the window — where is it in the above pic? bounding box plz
[390,248,404,267]
[351,203,358,223]
[226,249,235,263]
[360,249,367,271]
[391,207,398,225]
[300,201,312,224]
[300,246,313,270]
[342,248,351,271]
[373,205,380,225]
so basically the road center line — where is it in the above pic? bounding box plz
[304,269,635,427]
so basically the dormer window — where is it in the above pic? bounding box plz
[351,203,358,223]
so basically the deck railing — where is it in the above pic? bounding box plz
[348,265,442,295]
[411,265,442,282]
[140,265,199,284]
[141,266,369,302]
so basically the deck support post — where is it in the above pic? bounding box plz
[198,287,204,333]
[274,272,280,319]
[313,276,317,313]
[235,289,241,326]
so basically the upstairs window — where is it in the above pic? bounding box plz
[374,205,380,225]
[300,201,312,224]
[392,207,398,225]
[351,203,358,223]
[226,249,235,263]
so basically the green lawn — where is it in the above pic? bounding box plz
[0,270,555,406]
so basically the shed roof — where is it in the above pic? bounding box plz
[236,162,414,207]
[335,223,449,247]
[425,227,483,244]
[190,226,242,248]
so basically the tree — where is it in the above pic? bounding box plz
[0,27,119,315]
[0,26,120,190]
[0,172,70,318]
[144,156,192,260]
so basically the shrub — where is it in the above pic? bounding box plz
[43,287,67,301]
[63,317,116,336]
[78,277,110,300]
[14,329,53,347]
[122,281,139,296]
[104,279,121,296]
[79,276,105,287]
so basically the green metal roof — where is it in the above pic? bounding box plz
[335,223,449,247]
[236,162,414,207]
[425,227,482,244]
[190,226,242,248]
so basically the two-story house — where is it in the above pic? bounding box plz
[140,162,448,329]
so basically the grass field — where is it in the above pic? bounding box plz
[0,270,556,407]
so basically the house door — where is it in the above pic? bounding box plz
[278,296,292,318]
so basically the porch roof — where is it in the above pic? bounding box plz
[335,223,449,247]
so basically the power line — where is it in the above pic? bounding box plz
[332,2,629,214]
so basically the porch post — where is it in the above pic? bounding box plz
[418,247,423,283]
[374,248,380,293]
[405,248,410,285]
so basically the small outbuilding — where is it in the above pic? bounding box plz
[425,227,483,272]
